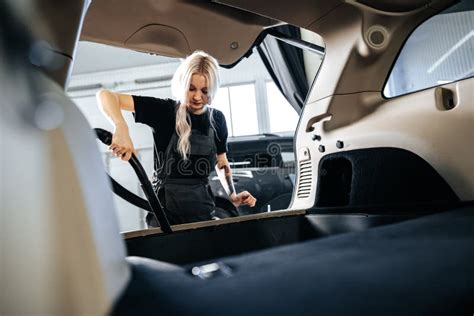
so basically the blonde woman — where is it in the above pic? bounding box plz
[97,50,256,226]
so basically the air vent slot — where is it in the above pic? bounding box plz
[297,160,313,199]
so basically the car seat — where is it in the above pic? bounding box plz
[0,1,130,313]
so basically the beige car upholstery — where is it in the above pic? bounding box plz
[81,0,278,65]
[292,79,474,209]
[0,1,130,314]
[11,0,92,86]
[289,0,471,209]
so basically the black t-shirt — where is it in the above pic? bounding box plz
[133,95,228,179]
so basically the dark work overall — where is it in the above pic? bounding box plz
[147,122,217,226]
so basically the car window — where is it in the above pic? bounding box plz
[213,83,259,136]
[384,0,473,98]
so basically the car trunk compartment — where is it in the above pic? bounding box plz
[124,211,417,265]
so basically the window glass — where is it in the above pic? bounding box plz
[228,84,259,136]
[213,84,260,137]
[384,0,473,97]
[211,88,232,135]
[266,81,299,133]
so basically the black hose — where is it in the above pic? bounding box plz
[110,177,152,212]
[94,128,172,233]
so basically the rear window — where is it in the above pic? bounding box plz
[384,0,473,98]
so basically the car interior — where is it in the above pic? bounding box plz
[1,0,473,315]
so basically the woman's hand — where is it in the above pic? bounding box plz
[109,123,136,161]
[216,153,256,207]
[96,89,137,161]
[230,191,257,207]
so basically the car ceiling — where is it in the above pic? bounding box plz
[81,0,444,66]
[81,0,277,66]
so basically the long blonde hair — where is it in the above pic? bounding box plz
[171,50,220,160]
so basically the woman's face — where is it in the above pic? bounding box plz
[187,73,209,113]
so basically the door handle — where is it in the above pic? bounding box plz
[306,113,332,132]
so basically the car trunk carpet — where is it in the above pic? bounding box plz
[113,207,474,315]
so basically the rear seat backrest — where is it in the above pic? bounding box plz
[0,2,130,314]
